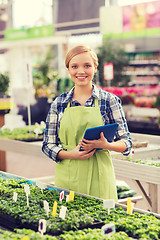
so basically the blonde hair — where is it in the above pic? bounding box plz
[65,45,98,69]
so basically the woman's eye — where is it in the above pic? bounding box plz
[85,64,91,68]
[72,65,77,69]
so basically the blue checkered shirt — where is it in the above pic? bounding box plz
[42,84,132,162]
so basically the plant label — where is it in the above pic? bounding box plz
[59,206,67,220]
[101,223,115,236]
[24,184,30,196]
[21,236,30,240]
[103,199,115,209]
[13,192,18,202]
[36,181,46,193]
[24,184,30,207]
[38,219,46,237]
[59,191,64,202]
[130,148,135,158]
[127,198,132,214]
[103,199,115,214]
[43,200,50,217]
[52,201,57,217]
[69,191,74,201]
[66,195,69,202]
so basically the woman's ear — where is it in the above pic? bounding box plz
[94,66,97,73]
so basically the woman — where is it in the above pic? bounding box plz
[42,45,132,201]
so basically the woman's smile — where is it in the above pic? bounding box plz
[76,76,87,80]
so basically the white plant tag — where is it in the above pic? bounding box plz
[66,195,69,202]
[38,219,46,237]
[43,200,50,217]
[24,184,30,195]
[101,223,115,236]
[24,184,30,207]
[13,192,18,202]
[59,206,67,220]
[36,181,46,193]
[103,199,115,214]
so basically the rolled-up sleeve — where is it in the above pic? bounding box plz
[108,95,132,156]
[100,90,132,156]
[42,99,63,162]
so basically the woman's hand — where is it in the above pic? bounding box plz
[80,132,110,151]
[79,132,127,153]
[57,145,96,160]
[69,145,96,160]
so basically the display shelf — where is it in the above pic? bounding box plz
[125,51,160,86]
[112,158,160,184]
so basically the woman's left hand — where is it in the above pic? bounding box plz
[79,132,110,152]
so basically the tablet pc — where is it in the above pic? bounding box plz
[79,123,119,151]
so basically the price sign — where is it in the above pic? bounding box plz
[104,63,114,81]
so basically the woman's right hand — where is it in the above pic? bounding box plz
[57,145,96,160]
[69,145,96,160]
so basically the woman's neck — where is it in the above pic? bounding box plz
[73,85,93,105]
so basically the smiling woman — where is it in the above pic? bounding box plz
[42,44,132,201]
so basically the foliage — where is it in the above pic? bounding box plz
[33,47,59,98]
[114,155,160,168]
[0,122,45,141]
[0,72,10,94]
[97,39,130,87]
[0,178,160,239]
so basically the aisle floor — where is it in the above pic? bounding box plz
[5,151,160,214]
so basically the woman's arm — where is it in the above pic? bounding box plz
[42,99,63,162]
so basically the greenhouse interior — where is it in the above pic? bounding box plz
[0,0,160,239]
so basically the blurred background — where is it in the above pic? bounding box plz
[0,0,160,213]
[0,0,160,135]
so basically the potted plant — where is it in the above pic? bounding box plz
[0,72,11,116]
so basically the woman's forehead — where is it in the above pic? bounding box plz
[69,52,94,64]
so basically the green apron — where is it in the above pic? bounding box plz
[55,98,117,201]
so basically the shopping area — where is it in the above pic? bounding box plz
[0,0,160,239]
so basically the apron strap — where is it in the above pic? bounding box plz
[94,98,99,107]
[66,101,71,108]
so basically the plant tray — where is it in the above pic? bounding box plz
[0,212,104,236]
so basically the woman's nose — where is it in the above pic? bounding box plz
[77,67,85,73]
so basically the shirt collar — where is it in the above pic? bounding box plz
[92,84,100,99]
[62,84,100,104]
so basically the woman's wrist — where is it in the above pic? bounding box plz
[57,149,73,160]
[104,140,126,153]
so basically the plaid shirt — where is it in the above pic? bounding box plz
[42,84,132,162]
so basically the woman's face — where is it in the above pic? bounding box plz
[68,52,97,88]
